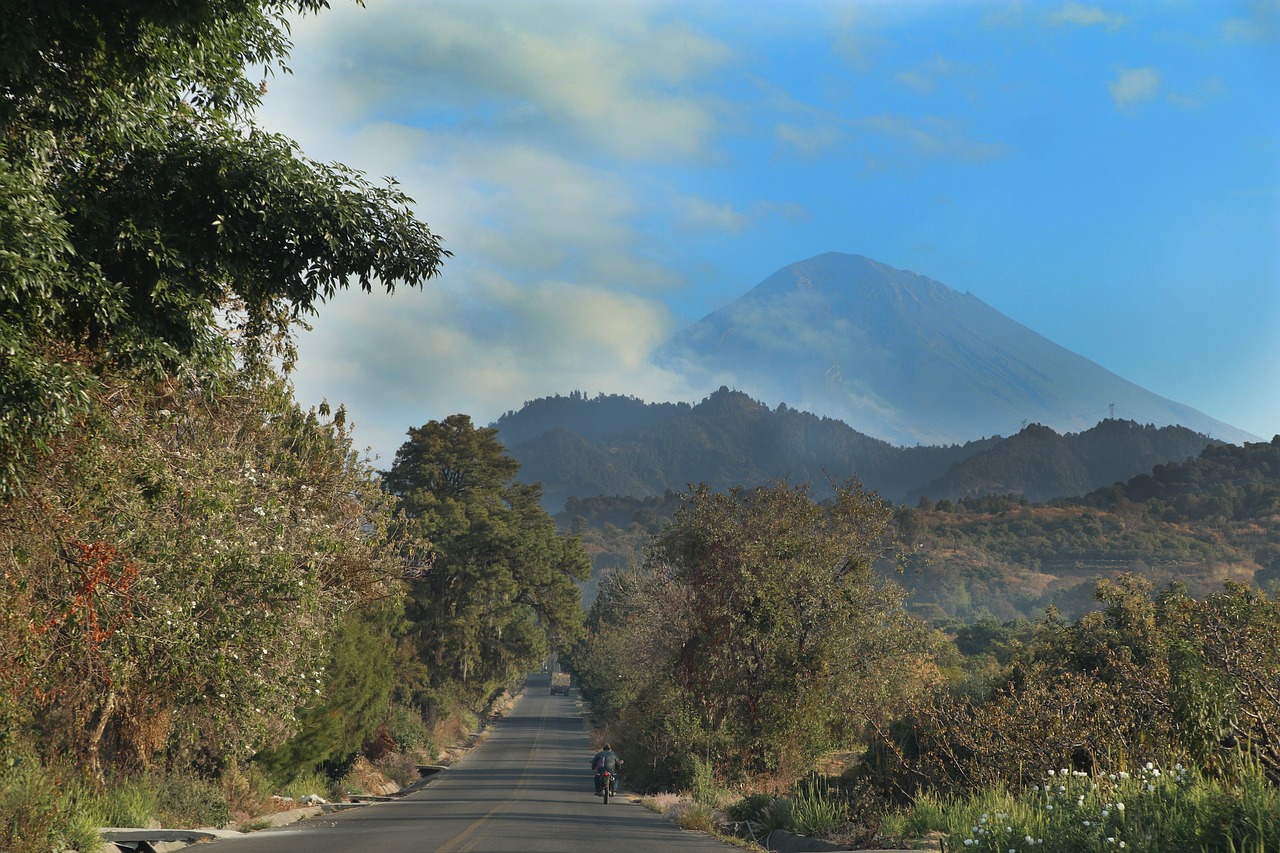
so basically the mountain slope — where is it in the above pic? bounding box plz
[495,389,1217,511]
[653,252,1255,446]
[912,418,1219,503]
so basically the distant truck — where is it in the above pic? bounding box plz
[550,672,571,695]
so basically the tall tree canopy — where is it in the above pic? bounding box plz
[0,0,449,496]
[384,415,590,720]
[573,481,936,788]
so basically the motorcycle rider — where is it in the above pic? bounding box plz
[591,743,622,795]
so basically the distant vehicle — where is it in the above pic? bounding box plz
[550,672,571,695]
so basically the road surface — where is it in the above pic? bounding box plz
[209,673,735,852]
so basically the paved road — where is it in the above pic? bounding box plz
[210,673,735,852]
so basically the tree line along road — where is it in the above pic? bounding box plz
[208,672,736,853]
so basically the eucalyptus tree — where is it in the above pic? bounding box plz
[383,415,590,721]
[0,0,448,497]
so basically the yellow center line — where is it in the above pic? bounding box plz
[435,697,546,853]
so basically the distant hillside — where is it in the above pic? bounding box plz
[654,252,1257,446]
[495,388,1217,511]
[911,419,1218,503]
[559,436,1280,619]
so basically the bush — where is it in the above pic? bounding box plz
[0,756,100,851]
[278,770,333,802]
[381,703,435,755]
[791,775,847,837]
[154,773,232,828]
[932,760,1280,852]
[95,777,159,828]
[672,800,719,832]
[727,792,777,822]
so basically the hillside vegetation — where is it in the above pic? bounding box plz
[559,435,1280,619]
[499,389,1215,510]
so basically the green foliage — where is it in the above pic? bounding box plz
[790,775,848,836]
[572,480,935,790]
[94,777,160,828]
[686,756,722,806]
[379,703,436,755]
[278,770,334,802]
[865,577,1280,800]
[0,756,99,851]
[253,605,400,783]
[929,760,1280,852]
[384,415,590,720]
[0,0,448,498]
[0,365,403,779]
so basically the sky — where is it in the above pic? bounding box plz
[255,0,1280,464]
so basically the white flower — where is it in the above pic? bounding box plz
[1116,803,1125,812]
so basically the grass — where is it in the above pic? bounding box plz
[790,774,848,836]
[277,770,334,802]
[878,757,1280,853]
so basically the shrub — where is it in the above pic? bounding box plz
[933,760,1280,852]
[0,756,100,852]
[381,703,434,755]
[278,770,333,802]
[672,800,719,833]
[791,775,847,837]
[154,773,232,828]
[95,777,159,827]
[727,792,777,822]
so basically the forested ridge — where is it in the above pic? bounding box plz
[498,388,1218,509]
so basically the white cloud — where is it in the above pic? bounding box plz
[1221,2,1277,42]
[859,115,1008,163]
[1108,66,1161,110]
[279,0,732,163]
[775,122,844,157]
[1049,2,1129,31]
[678,197,752,234]
[896,55,957,95]
[290,271,696,462]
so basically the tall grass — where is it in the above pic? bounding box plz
[791,774,848,836]
[885,757,1280,853]
[0,756,101,852]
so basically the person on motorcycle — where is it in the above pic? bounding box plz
[591,744,622,795]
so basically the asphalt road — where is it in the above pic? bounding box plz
[209,673,735,852]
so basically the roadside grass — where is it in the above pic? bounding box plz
[877,757,1280,853]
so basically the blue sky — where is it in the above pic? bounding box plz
[256,0,1279,462]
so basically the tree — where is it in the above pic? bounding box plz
[575,480,936,787]
[383,415,589,721]
[0,0,449,497]
[0,363,402,778]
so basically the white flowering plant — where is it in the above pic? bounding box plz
[935,758,1276,852]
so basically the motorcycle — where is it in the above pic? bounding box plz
[596,770,615,804]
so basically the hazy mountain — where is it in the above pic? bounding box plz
[494,388,1216,511]
[653,252,1257,446]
